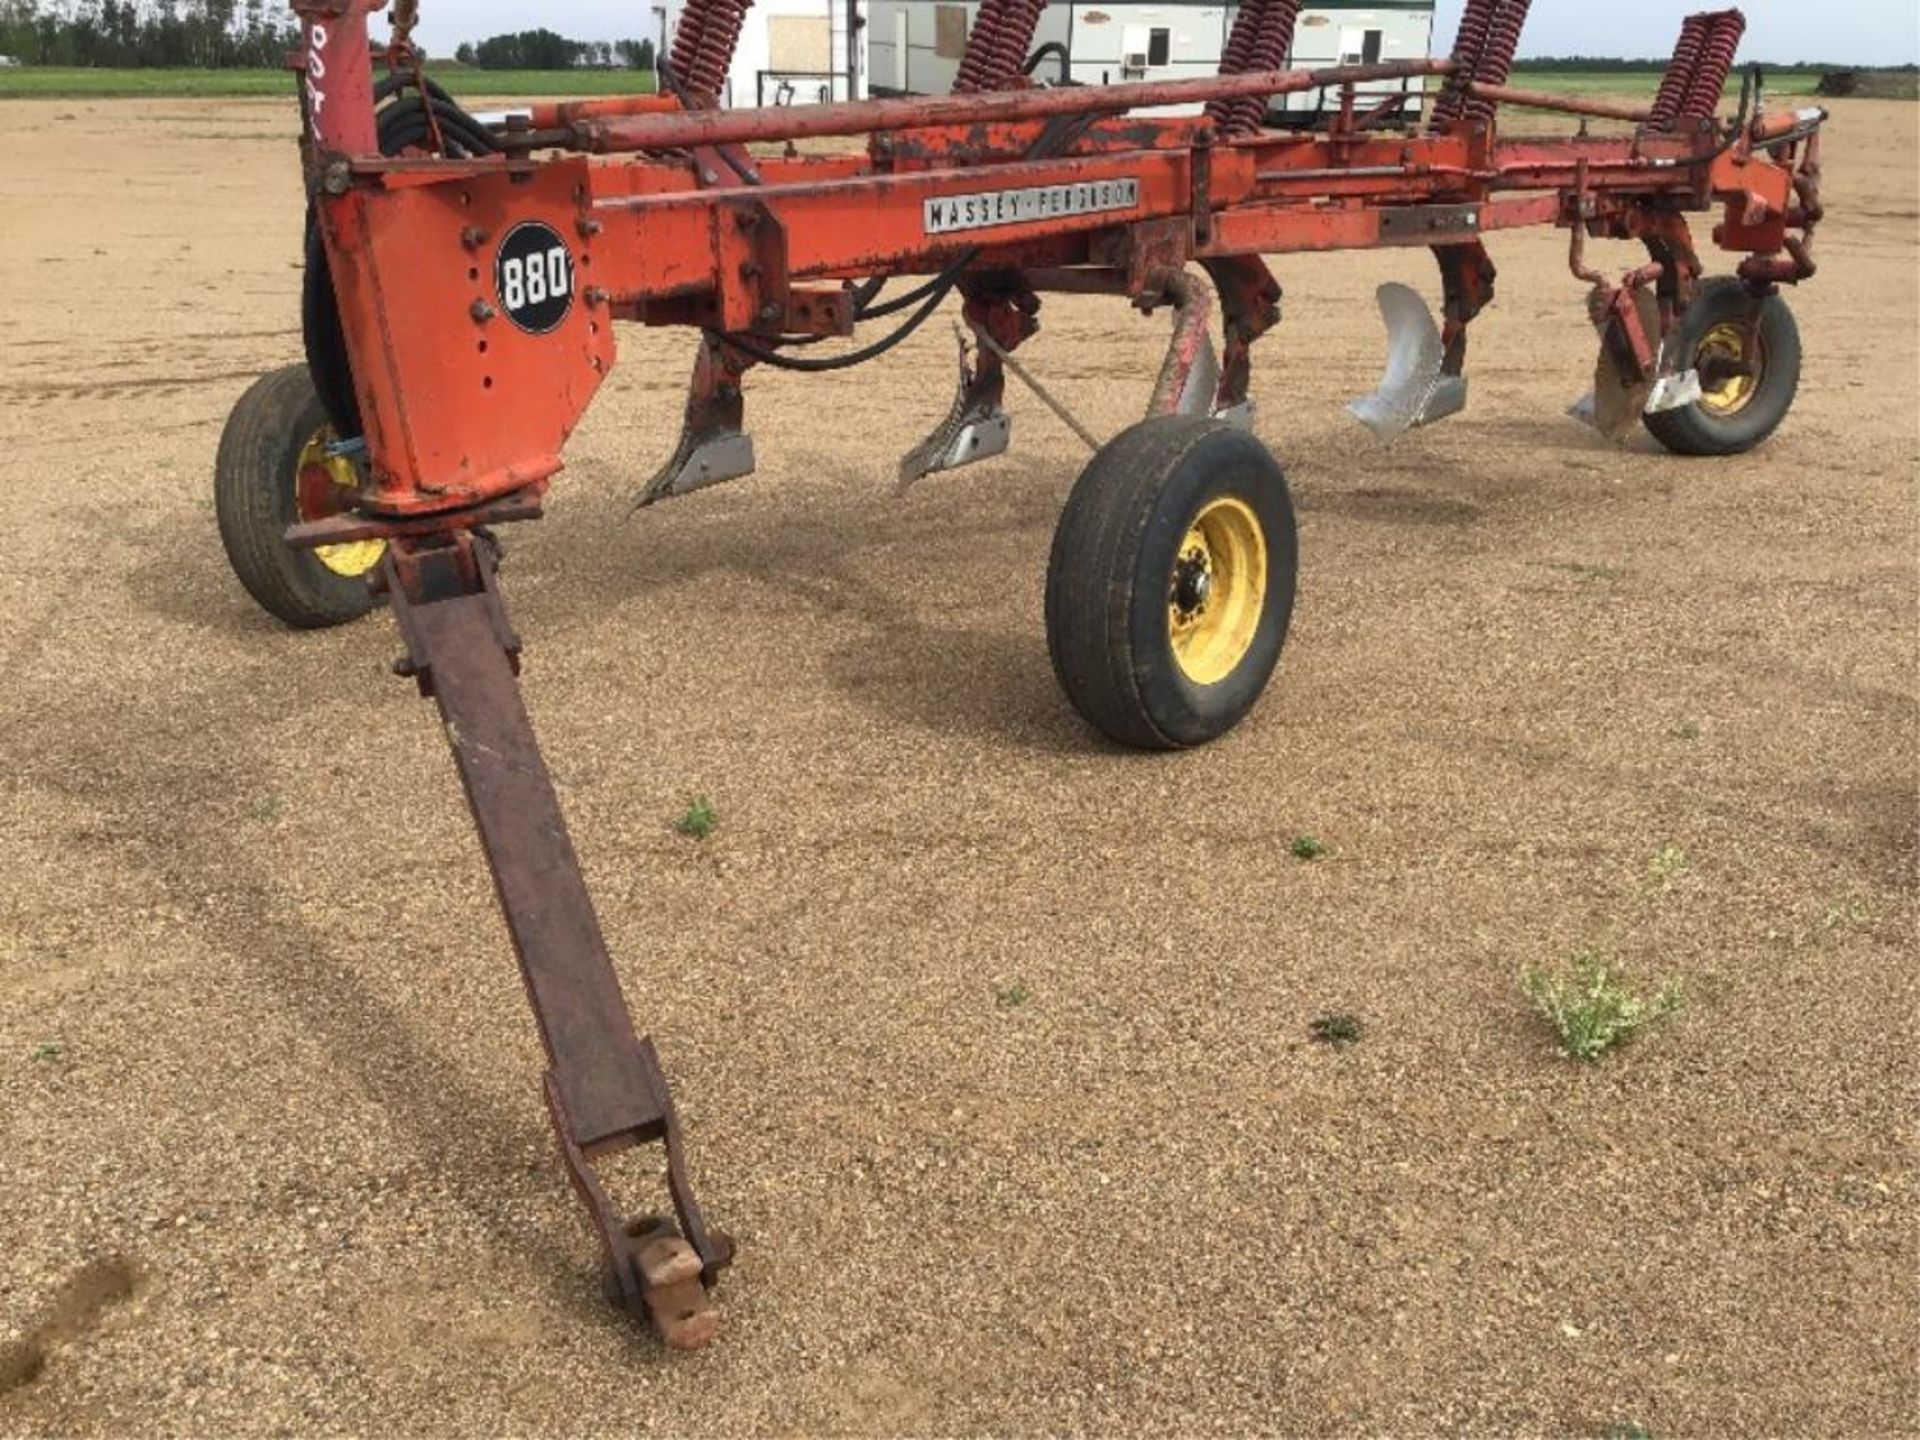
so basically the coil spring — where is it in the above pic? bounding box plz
[669,0,708,88]
[1649,12,1710,129]
[951,0,1008,92]
[998,0,1049,87]
[1681,8,1745,119]
[1228,0,1301,134]
[1458,0,1531,127]
[1204,0,1264,130]
[685,0,752,103]
[1429,0,1495,128]
[952,0,1047,93]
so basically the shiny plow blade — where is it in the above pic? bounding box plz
[1347,282,1467,440]
[896,330,1012,491]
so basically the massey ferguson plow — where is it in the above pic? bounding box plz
[213,0,1826,1348]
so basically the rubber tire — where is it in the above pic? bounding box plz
[215,363,377,629]
[1644,277,1801,456]
[1046,416,1298,750]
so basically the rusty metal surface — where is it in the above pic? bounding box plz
[1465,80,1652,124]
[379,531,729,1340]
[1378,203,1485,245]
[576,60,1458,153]
[1146,269,1218,418]
[284,488,544,550]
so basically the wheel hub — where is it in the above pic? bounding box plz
[1167,497,1268,686]
[1695,320,1763,417]
[1171,552,1213,615]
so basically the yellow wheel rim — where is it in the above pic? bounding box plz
[1168,496,1268,686]
[295,431,385,578]
[1696,320,1762,417]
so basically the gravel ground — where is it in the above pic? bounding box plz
[0,96,1915,1437]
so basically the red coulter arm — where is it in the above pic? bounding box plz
[276,0,1825,1346]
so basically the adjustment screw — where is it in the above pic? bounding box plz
[577,217,603,237]
[460,225,490,249]
[470,299,496,322]
[585,286,609,306]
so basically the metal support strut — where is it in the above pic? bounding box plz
[377,531,732,1349]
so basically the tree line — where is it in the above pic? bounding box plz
[0,4,656,71]
[0,0,300,67]
[452,29,654,71]
[1514,55,1834,75]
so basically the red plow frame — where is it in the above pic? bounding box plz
[220,0,1826,1348]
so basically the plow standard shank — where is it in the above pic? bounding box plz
[379,532,729,1346]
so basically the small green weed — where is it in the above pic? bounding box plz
[32,1042,63,1062]
[251,793,283,823]
[1819,896,1879,932]
[1289,834,1327,861]
[1668,719,1700,741]
[994,982,1030,1009]
[1763,894,1881,959]
[1600,1423,1657,1440]
[1308,1012,1364,1046]
[1522,948,1682,1062]
[674,796,717,840]
[1648,844,1689,890]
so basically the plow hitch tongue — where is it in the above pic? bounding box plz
[378,530,731,1348]
[1347,283,1468,440]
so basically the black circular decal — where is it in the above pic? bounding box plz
[494,220,574,334]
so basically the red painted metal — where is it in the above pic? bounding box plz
[1651,12,1712,130]
[1683,9,1746,121]
[271,0,1828,1347]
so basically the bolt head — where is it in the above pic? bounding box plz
[470,299,496,322]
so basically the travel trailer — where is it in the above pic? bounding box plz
[866,0,1436,122]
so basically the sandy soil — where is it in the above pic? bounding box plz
[1,96,1915,1437]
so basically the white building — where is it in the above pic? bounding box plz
[660,0,869,106]
[867,0,1435,121]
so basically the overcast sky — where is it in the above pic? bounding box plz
[412,0,1919,67]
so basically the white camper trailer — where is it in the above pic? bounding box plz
[661,0,870,106]
[866,0,1434,124]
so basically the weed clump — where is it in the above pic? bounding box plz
[1523,948,1682,1062]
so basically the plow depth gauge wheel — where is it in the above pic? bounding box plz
[1645,277,1802,457]
[1046,417,1298,749]
[215,364,382,629]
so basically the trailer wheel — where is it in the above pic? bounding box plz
[1645,278,1801,456]
[215,363,383,629]
[1045,416,1298,749]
